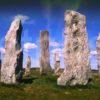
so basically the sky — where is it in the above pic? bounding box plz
[0,0,100,69]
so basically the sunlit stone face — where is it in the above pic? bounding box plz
[1,18,23,84]
[57,10,91,86]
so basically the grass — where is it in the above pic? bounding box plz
[0,69,100,100]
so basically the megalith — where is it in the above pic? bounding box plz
[0,53,1,79]
[24,56,31,76]
[1,18,23,84]
[0,59,1,74]
[54,53,61,76]
[57,10,91,86]
[0,52,1,70]
[40,30,52,75]
[96,33,100,77]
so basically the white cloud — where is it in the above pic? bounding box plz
[24,42,38,52]
[0,47,5,54]
[13,14,34,24]
[90,50,97,55]
[50,41,60,47]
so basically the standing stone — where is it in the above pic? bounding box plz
[57,10,91,86]
[54,53,61,76]
[0,59,1,73]
[24,56,31,76]
[0,53,1,72]
[1,18,23,84]
[96,33,100,77]
[0,53,1,80]
[40,30,52,75]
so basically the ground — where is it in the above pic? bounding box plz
[0,69,100,100]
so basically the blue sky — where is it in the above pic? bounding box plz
[0,0,100,69]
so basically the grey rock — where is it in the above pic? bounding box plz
[54,53,61,76]
[1,18,23,84]
[96,33,100,77]
[0,53,1,81]
[24,56,31,76]
[40,30,52,75]
[57,10,91,86]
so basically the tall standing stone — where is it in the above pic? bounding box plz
[25,56,31,76]
[54,53,60,76]
[57,10,91,86]
[40,30,52,75]
[0,59,1,73]
[96,33,100,77]
[0,53,1,79]
[0,52,1,68]
[1,18,23,84]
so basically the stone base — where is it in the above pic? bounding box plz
[57,66,90,86]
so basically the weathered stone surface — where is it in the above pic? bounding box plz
[0,53,1,72]
[40,30,52,75]
[24,56,31,76]
[96,33,100,77]
[54,53,61,76]
[0,54,1,80]
[1,18,23,84]
[0,59,1,72]
[57,10,91,86]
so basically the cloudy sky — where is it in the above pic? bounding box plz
[0,0,100,69]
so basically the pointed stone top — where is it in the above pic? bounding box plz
[5,18,22,41]
[26,56,31,62]
[5,18,22,39]
[97,33,100,41]
[27,55,30,58]
[9,18,21,32]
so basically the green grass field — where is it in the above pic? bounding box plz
[0,69,100,100]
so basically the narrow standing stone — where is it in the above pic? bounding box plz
[57,10,91,86]
[54,53,60,76]
[1,18,23,84]
[25,56,31,76]
[40,30,52,75]
[0,53,1,80]
[0,59,1,73]
[96,33,100,77]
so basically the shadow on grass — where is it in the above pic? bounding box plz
[0,76,38,88]
[22,76,38,84]
[0,82,24,89]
